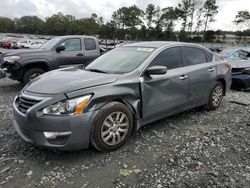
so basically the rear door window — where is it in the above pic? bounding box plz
[149,47,184,70]
[185,47,208,65]
[84,38,96,50]
[206,51,213,62]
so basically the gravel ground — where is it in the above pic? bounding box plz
[0,78,249,188]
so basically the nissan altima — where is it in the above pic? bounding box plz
[13,42,231,151]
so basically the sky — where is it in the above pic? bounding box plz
[0,0,249,31]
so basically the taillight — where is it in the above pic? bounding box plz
[225,63,232,71]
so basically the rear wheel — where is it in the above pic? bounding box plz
[205,81,224,110]
[90,102,133,152]
[22,68,45,84]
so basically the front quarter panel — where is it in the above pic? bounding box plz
[66,75,141,119]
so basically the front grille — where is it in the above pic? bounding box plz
[16,96,40,114]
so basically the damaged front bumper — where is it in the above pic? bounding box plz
[0,53,23,80]
[231,73,250,91]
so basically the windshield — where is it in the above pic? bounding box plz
[85,47,155,74]
[40,37,61,50]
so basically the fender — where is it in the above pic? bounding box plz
[21,58,52,70]
[65,81,142,125]
[8,59,51,80]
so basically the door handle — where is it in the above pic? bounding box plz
[76,53,84,57]
[209,67,215,72]
[179,75,188,80]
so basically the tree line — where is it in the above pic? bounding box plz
[0,0,249,42]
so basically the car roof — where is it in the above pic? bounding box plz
[123,41,206,49]
[58,35,97,39]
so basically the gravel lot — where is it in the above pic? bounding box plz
[0,78,249,188]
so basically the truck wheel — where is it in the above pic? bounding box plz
[205,81,224,110]
[22,68,45,84]
[90,102,133,152]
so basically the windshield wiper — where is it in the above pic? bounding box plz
[85,68,109,74]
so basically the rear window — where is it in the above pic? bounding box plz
[185,47,208,65]
[84,38,96,50]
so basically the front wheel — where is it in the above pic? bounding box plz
[205,81,224,110]
[90,102,133,152]
[22,68,45,84]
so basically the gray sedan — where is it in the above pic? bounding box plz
[13,42,231,151]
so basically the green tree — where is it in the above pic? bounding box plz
[45,12,67,35]
[195,7,205,37]
[160,7,179,40]
[0,17,14,33]
[205,30,216,42]
[117,5,143,29]
[176,0,191,41]
[111,5,143,39]
[145,4,157,29]
[153,6,164,40]
[177,0,190,31]
[15,16,45,34]
[233,10,250,29]
[144,4,161,39]
[202,0,218,42]
[187,0,203,37]
[45,12,80,35]
[99,22,115,39]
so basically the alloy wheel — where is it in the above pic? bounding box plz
[101,111,129,146]
[212,85,223,107]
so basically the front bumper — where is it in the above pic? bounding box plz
[231,74,250,91]
[13,92,98,151]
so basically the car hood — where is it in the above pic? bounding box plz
[25,67,119,94]
[2,48,48,57]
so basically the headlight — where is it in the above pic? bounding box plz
[42,95,92,115]
[3,56,21,63]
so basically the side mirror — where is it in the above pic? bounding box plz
[145,66,167,75]
[56,45,65,52]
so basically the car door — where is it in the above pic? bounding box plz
[183,46,216,105]
[140,47,189,122]
[83,38,100,63]
[54,38,84,67]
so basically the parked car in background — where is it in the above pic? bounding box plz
[224,48,250,91]
[225,48,250,60]
[16,39,33,49]
[2,37,19,49]
[0,35,4,47]
[99,39,124,51]
[12,42,231,152]
[11,38,23,49]
[230,59,250,91]
[24,40,45,49]
[208,47,222,53]
[2,40,12,48]
[0,35,102,84]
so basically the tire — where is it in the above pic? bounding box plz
[205,81,224,110]
[90,102,134,152]
[22,68,45,84]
